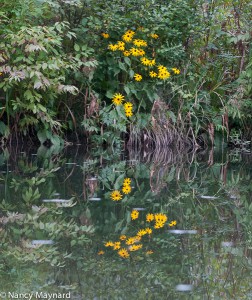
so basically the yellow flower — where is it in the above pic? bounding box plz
[125,29,135,35]
[98,250,105,255]
[108,44,118,51]
[118,248,130,258]
[158,70,170,80]
[149,71,157,78]
[146,250,154,255]
[112,93,124,105]
[123,178,131,185]
[117,41,125,51]
[130,47,140,56]
[122,31,135,42]
[133,39,147,47]
[137,49,145,56]
[141,57,150,66]
[155,213,167,223]
[169,220,177,227]
[120,235,127,240]
[123,102,133,111]
[137,229,147,237]
[150,33,159,39]
[104,241,114,247]
[125,109,133,117]
[129,244,143,251]
[126,237,136,245]
[172,68,180,75]
[122,185,132,194]
[113,241,121,250]
[131,210,139,220]
[154,221,165,229]
[145,228,152,234]
[110,190,123,201]
[101,33,109,38]
[134,74,142,81]
[148,59,156,66]
[146,213,154,222]
[123,50,131,56]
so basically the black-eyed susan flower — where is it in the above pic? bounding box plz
[137,49,145,56]
[125,110,133,117]
[98,250,105,255]
[130,47,140,56]
[134,73,142,81]
[101,33,109,38]
[133,39,147,47]
[117,41,125,51]
[108,44,118,51]
[149,71,157,78]
[141,57,150,66]
[146,250,154,255]
[146,213,154,222]
[148,59,156,66]
[131,210,139,220]
[122,184,132,194]
[118,248,130,258]
[158,69,170,80]
[110,190,123,201]
[123,50,131,56]
[150,33,159,39]
[112,93,124,105]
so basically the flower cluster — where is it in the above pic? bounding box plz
[99,211,177,258]
[112,93,133,118]
[104,28,180,83]
[110,177,132,201]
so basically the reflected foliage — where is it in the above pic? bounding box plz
[0,146,251,298]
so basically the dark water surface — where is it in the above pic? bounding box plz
[0,145,251,299]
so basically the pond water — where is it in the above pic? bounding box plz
[0,145,251,299]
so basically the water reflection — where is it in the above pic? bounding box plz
[0,145,251,298]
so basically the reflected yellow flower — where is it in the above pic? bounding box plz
[104,241,114,247]
[110,190,123,201]
[131,210,139,220]
[169,220,177,227]
[113,241,121,250]
[145,228,152,234]
[146,250,154,255]
[122,185,132,194]
[118,248,130,258]
[172,68,180,74]
[98,250,105,255]
[146,213,154,222]
[120,235,127,240]
[137,229,147,237]
[123,178,131,185]
[129,244,143,251]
